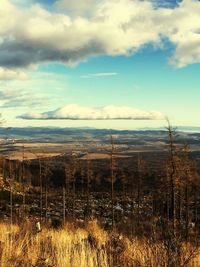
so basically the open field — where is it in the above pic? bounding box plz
[80,153,132,160]
[4,152,62,161]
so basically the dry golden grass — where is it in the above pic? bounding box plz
[6,152,61,161]
[0,220,199,267]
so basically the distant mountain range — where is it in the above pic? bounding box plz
[138,126,200,132]
[0,126,200,149]
[0,126,200,134]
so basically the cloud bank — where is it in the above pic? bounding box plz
[18,104,164,120]
[0,0,200,70]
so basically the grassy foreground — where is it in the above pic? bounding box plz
[0,220,199,267]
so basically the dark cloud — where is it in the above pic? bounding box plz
[0,40,105,68]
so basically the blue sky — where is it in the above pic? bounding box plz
[0,0,200,129]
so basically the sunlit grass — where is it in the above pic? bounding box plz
[0,220,199,267]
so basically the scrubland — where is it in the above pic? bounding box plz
[0,220,199,267]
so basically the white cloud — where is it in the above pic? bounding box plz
[81,72,117,78]
[0,67,28,80]
[0,88,49,108]
[166,0,200,67]
[18,104,164,120]
[0,0,200,69]
[55,0,98,13]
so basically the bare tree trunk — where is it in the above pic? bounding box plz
[167,189,170,233]
[22,144,26,219]
[22,193,26,218]
[152,193,156,237]
[10,187,13,228]
[131,173,135,238]
[38,157,43,221]
[194,186,198,241]
[178,185,182,236]
[8,159,14,228]
[63,186,66,225]
[171,173,176,236]
[45,182,48,222]
[10,186,13,251]
[2,157,6,181]
[137,156,141,234]
[185,183,189,240]
[64,164,70,218]
[72,181,75,219]
[69,151,76,221]
[14,161,17,180]
[167,120,177,237]
[110,135,115,230]
[85,155,90,219]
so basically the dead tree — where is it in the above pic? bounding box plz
[110,135,115,230]
[136,156,145,235]
[30,152,43,222]
[86,154,90,217]
[131,171,135,237]
[64,163,69,222]
[65,151,77,220]
[179,145,197,240]
[42,158,52,223]
[38,155,43,221]
[166,120,178,237]
[62,186,66,225]
[9,157,13,230]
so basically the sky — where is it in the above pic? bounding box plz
[0,0,200,129]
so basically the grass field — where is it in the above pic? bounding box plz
[0,220,199,267]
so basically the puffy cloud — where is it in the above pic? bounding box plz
[166,0,200,67]
[0,67,28,80]
[18,104,164,120]
[0,0,200,69]
[55,0,98,13]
